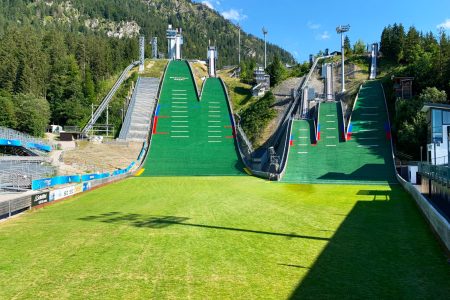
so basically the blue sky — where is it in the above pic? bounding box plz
[193,0,450,62]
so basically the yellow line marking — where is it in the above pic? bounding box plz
[243,168,252,175]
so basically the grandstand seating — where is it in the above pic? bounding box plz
[0,127,54,191]
[142,60,243,176]
[0,126,52,154]
[118,77,160,142]
[0,159,55,191]
[282,81,396,184]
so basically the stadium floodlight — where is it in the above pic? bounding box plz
[262,27,268,69]
[336,24,350,92]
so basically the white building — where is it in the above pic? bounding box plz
[166,25,183,60]
[207,45,218,77]
[421,103,450,165]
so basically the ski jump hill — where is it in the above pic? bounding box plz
[138,59,394,185]
[141,60,243,176]
[281,81,396,184]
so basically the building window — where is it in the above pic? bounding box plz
[443,111,450,124]
[432,109,443,143]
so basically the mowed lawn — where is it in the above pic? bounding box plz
[0,177,449,299]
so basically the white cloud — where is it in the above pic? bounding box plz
[202,0,214,9]
[215,0,221,5]
[316,31,330,40]
[307,21,321,30]
[437,19,450,30]
[221,9,247,21]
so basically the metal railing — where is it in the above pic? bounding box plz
[119,77,141,139]
[299,55,335,119]
[276,56,334,179]
[82,61,139,135]
[0,126,51,149]
[0,160,55,192]
[418,162,450,186]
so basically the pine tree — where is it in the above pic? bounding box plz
[353,39,366,55]
[0,95,17,128]
[83,67,96,105]
[266,55,286,87]
[344,36,352,55]
[14,93,50,137]
[403,27,422,64]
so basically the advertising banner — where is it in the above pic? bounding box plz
[26,142,52,152]
[49,186,76,202]
[74,183,82,194]
[32,175,81,190]
[82,182,91,192]
[81,172,111,182]
[48,183,85,202]
[0,139,21,147]
[31,192,50,207]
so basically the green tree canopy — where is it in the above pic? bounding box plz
[0,95,17,128]
[344,36,352,55]
[418,87,447,104]
[266,55,286,87]
[353,39,366,55]
[14,93,50,137]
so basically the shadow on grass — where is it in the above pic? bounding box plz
[78,212,329,241]
[289,185,450,299]
[234,86,253,106]
[318,163,397,183]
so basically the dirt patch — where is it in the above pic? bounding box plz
[61,141,142,174]
[191,61,208,91]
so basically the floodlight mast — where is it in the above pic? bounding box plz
[262,27,268,69]
[336,24,350,92]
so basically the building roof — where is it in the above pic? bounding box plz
[392,76,414,79]
[421,102,450,113]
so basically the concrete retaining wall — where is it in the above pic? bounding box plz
[397,174,450,252]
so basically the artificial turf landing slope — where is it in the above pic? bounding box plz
[143,60,243,176]
[0,177,449,299]
[283,80,396,184]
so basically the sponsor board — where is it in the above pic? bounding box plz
[31,192,50,207]
[32,175,81,190]
[74,183,83,194]
[49,185,82,202]
[82,182,91,192]
[0,139,22,147]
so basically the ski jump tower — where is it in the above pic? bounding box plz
[207,44,218,77]
[166,25,183,60]
[151,37,158,59]
[139,36,145,72]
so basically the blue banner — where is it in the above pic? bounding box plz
[32,175,81,190]
[0,139,51,152]
[82,182,91,192]
[0,139,22,147]
[32,160,136,191]
[26,142,52,152]
[81,172,110,182]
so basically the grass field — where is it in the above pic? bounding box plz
[1,177,449,299]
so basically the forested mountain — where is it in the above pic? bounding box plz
[380,23,450,159]
[0,0,295,135]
